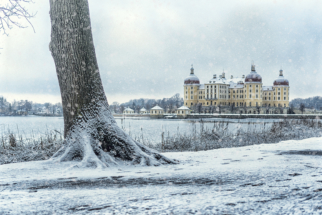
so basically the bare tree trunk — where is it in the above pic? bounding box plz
[48,0,175,168]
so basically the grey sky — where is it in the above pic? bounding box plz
[1,0,322,104]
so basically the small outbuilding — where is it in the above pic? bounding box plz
[140,107,148,114]
[150,105,164,117]
[123,107,134,114]
[176,106,190,118]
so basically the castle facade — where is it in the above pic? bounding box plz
[183,63,290,109]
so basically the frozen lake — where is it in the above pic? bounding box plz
[0,116,281,144]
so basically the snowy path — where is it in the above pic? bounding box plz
[0,138,322,214]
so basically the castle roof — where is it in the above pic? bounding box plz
[245,64,262,83]
[263,86,273,91]
[184,65,200,85]
[273,69,289,86]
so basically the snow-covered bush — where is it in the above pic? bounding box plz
[1,119,321,165]
[145,119,322,152]
[0,129,63,165]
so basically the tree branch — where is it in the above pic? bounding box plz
[0,0,36,35]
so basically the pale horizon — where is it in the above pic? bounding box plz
[1,0,322,104]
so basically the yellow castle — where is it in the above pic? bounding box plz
[183,63,289,109]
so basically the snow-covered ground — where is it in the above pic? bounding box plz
[1,137,322,214]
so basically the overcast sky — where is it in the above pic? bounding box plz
[1,0,322,104]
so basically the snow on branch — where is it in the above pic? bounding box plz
[0,0,36,35]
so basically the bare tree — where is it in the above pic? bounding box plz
[197,103,202,114]
[287,104,295,114]
[120,105,125,114]
[230,103,235,113]
[48,0,175,168]
[256,105,260,114]
[218,105,222,114]
[0,0,35,35]
[299,103,305,114]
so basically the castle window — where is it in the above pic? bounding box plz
[278,97,280,100]
[256,95,258,98]
[284,97,286,100]
[256,90,258,93]
[191,87,193,89]
[250,90,252,93]
[191,96,193,99]
[278,92,280,95]
[256,85,258,87]
[250,94,252,98]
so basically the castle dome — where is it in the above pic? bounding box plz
[273,69,289,86]
[245,63,262,83]
[184,65,200,85]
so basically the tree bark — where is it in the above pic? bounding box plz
[48,0,176,168]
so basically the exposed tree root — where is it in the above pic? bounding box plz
[49,104,177,168]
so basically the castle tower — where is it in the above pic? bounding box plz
[183,65,200,108]
[244,62,263,107]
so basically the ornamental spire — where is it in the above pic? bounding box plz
[251,61,256,72]
[190,64,194,74]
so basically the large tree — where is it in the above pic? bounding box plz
[48,0,175,168]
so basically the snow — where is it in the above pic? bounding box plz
[263,86,273,91]
[151,105,163,110]
[177,106,190,110]
[1,137,322,214]
[124,107,134,111]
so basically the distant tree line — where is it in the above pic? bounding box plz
[109,93,184,114]
[290,96,322,110]
[0,96,62,116]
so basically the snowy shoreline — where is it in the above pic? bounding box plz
[0,137,322,214]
